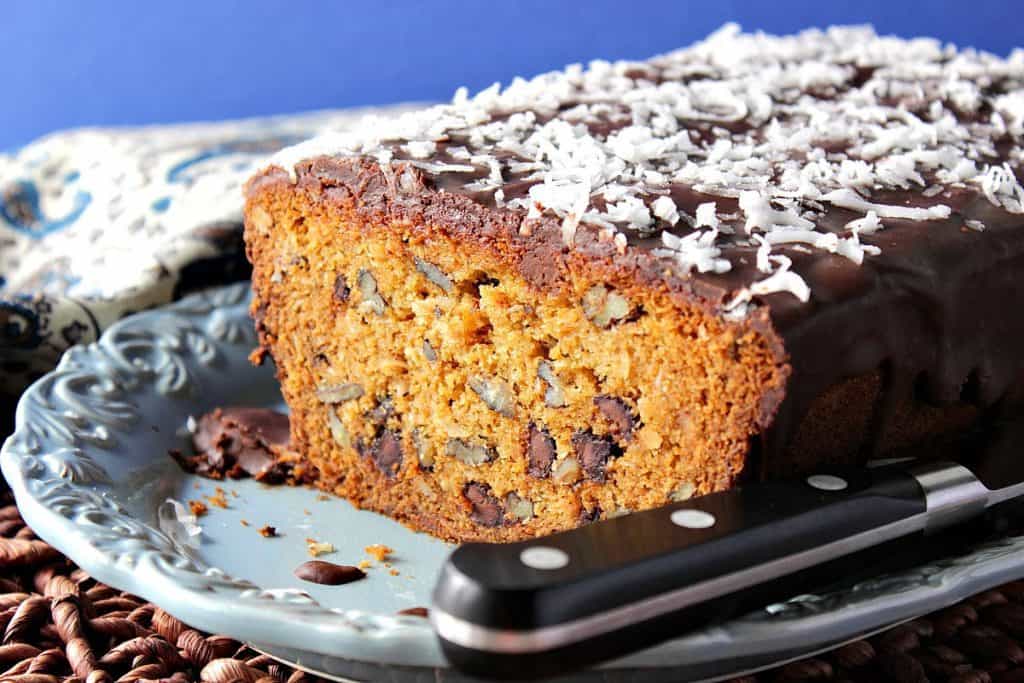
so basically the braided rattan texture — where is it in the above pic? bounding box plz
[2,486,1024,683]
[0,490,323,683]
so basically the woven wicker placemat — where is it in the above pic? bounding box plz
[1,484,1022,683]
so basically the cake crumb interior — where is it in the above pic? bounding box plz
[246,185,787,542]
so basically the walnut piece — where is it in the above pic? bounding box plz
[582,285,632,328]
[315,382,365,404]
[669,481,697,501]
[505,493,534,521]
[414,257,454,293]
[446,438,497,466]
[412,429,434,469]
[422,340,438,363]
[552,456,581,484]
[249,205,272,234]
[537,361,567,408]
[357,269,386,316]
[468,376,516,417]
[326,410,351,448]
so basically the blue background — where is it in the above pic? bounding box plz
[3,0,1020,150]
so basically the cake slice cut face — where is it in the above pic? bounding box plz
[245,26,1024,542]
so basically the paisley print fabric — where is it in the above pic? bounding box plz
[0,106,414,396]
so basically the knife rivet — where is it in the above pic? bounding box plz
[670,509,716,529]
[520,546,570,570]
[807,474,848,491]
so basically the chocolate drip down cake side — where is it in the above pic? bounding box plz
[243,26,1024,542]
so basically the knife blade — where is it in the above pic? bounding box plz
[430,417,1024,680]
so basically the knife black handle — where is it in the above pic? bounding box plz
[431,464,936,680]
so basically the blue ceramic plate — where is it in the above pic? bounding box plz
[5,283,1024,682]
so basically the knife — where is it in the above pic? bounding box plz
[430,419,1024,680]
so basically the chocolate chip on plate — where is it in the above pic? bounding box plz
[294,560,366,585]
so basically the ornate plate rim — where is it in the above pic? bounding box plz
[4,282,1024,675]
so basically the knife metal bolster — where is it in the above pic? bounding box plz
[909,461,990,532]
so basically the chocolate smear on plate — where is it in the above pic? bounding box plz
[172,406,310,484]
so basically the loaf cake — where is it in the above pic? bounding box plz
[244,25,1024,542]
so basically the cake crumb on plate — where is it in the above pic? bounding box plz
[306,538,336,557]
[365,544,393,562]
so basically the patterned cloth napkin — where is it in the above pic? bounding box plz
[0,105,414,397]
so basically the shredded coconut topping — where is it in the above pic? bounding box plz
[270,24,1024,307]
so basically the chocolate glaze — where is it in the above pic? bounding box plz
[248,155,1024,463]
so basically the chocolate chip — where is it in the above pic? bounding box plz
[572,430,621,483]
[333,274,350,303]
[460,273,500,297]
[294,560,366,586]
[579,505,602,525]
[363,430,403,479]
[594,395,638,440]
[397,607,430,618]
[365,396,394,425]
[464,482,504,527]
[526,424,556,478]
